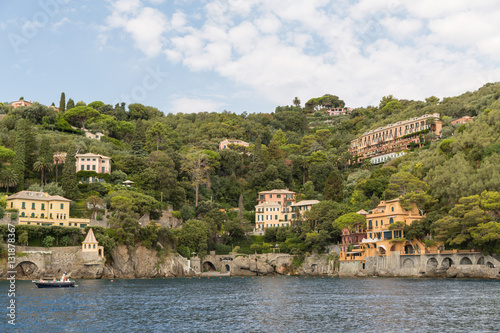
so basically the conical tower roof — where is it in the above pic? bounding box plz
[83,228,97,244]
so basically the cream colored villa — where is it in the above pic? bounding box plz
[6,191,90,228]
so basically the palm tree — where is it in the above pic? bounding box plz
[0,169,18,193]
[293,97,301,107]
[33,158,54,186]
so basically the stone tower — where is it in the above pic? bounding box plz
[82,228,104,261]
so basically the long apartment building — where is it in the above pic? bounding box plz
[349,113,442,163]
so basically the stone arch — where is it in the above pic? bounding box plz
[477,257,485,265]
[459,257,472,265]
[378,246,386,255]
[402,258,414,268]
[16,261,39,278]
[225,264,230,272]
[441,257,454,269]
[390,244,396,252]
[202,261,216,272]
[311,264,318,273]
[426,258,438,270]
[486,262,495,268]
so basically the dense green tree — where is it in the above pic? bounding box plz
[66,98,75,110]
[61,145,79,200]
[13,119,26,191]
[324,170,343,202]
[64,106,100,129]
[0,169,18,193]
[59,92,66,113]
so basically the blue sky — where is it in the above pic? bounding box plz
[1,0,500,114]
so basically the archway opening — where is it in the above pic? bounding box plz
[16,261,39,278]
[202,261,216,272]
[426,258,438,270]
[378,246,386,255]
[225,264,230,272]
[404,244,414,254]
[311,264,318,273]
[459,257,472,265]
[402,258,414,268]
[477,257,484,265]
[486,262,494,268]
[442,257,454,269]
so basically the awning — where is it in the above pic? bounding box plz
[378,245,387,251]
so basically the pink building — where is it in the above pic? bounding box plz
[10,100,33,108]
[219,139,249,150]
[340,210,368,252]
[328,107,353,116]
[76,153,111,175]
[255,189,297,231]
[451,116,475,125]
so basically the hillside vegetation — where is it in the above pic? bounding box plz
[1,83,499,257]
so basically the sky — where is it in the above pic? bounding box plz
[1,0,500,114]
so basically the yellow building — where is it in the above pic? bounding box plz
[340,198,439,264]
[6,191,90,228]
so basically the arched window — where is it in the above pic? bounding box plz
[21,212,25,217]
[93,244,96,249]
[389,218,394,224]
[31,213,35,218]
[368,221,372,228]
[375,220,378,226]
[41,213,44,218]
[391,206,394,212]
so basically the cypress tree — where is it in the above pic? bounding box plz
[13,119,26,191]
[66,98,75,111]
[24,121,37,175]
[61,145,79,200]
[59,92,66,113]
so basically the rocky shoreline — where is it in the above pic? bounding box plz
[1,244,498,280]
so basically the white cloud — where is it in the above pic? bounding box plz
[105,0,168,57]
[105,0,500,109]
[168,96,226,113]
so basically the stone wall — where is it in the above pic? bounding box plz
[340,252,500,279]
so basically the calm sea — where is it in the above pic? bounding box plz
[1,277,499,332]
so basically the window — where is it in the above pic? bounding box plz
[375,220,378,226]
[81,158,85,161]
[277,194,281,198]
[92,165,96,171]
[102,167,105,173]
[368,221,372,228]
[81,165,84,171]
[391,206,394,212]
[10,202,13,208]
[21,212,25,217]
[41,213,44,218]
[41,203,45,210]
[32,203,35,209]
[31,213,35,218]
[87,158,90,161]
[50,203,52,209]
[269,194,273,198]
[86,165,90,170]
[60,203,64,209]
[22,202,25,209]
[93,158,96,161]
[278,201,281,205]
[274,215,278,220]
[389,218,394,224]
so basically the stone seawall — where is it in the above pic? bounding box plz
[339,252,500,279]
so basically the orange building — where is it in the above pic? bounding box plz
[451,116,474,125]
[255,189,296,231]
[340,199,439,264]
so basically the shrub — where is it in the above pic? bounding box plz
[10,213,17,220]
[96,214,103,221]
[43,236,55,248]
[60,236,71,246]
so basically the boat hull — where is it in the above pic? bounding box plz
[33,281,75,288]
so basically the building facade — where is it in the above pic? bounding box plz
[10,100,33,108]
[328,107,353,116]
[290,200,320,220]
[255,189,296,231]
[219,139,249,150]
[451,116,475,126]
[349,113,442,163]
[340,210,368,253]
[82,228,104,260]
[76,153,111,183]
[6,191,90,228]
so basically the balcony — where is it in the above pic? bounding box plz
[362,238,381,243]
